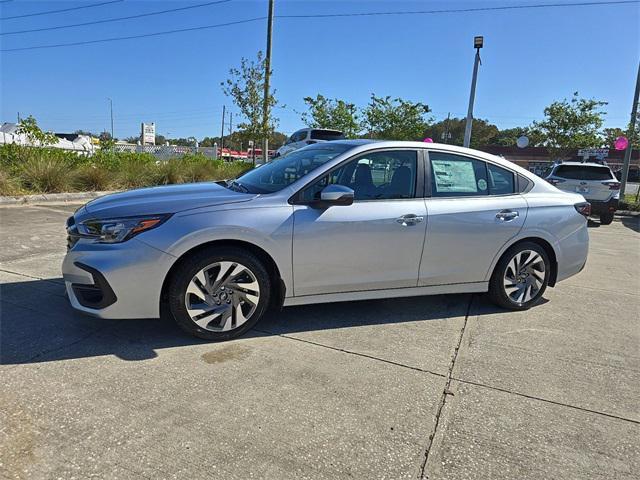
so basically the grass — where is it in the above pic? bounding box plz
[620,193,640,212]
[0,145,252,196]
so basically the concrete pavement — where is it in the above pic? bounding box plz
[0,203,638,479]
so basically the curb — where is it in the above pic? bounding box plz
[616,210,640,217]
[0,191,118,205]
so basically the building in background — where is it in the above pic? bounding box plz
[480,146,640,181]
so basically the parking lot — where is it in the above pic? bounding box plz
[0,202,638,479]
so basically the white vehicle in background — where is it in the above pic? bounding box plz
[543,161,620,225]
[274,128,345,157]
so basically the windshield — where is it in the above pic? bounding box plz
[235,143,354,193]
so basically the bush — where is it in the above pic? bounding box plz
[0,144,253,195]
[115,156,155,189]
[620,194,640,212]
[74,164,114,191]
[19,153,72,193]
[153,160,184,185]
[0,167,20,196]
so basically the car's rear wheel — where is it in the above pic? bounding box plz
[599,212,614,225]
[168,247,271,341]
[488,242,550,310]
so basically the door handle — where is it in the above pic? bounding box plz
[496,210,519,222]
[396,214,424,226]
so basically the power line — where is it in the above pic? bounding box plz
[278,0,640,18]
[1,17,266,52]
[2,0,638,52]
[0,0,123,21]
[1,0,231,36]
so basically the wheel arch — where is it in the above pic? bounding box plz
[160,239,286,313]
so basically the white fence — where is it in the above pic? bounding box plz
[113,144,219,160]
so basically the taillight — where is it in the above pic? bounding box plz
[547,178,566,185]
[574,202,591,217]
[603,181,620,190]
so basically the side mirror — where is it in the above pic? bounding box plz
[318,184,354,206]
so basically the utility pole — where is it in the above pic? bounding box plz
[443,112,451,144]
[620,61,640,199]
[220,105,226,157]
[107,98,114,139]
[262,0,275,164]
[463,36,483,148]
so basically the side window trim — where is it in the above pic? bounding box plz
[425,149,520,198]
[290,148,422,205]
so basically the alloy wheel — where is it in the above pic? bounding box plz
[184,261,260,332]
[502,249,546,304]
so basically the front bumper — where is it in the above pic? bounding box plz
[62,238,176,319]
[588,198,619,215]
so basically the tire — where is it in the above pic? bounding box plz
[599,212,614,225]
[167,246,271,341]
[488,242,550,310]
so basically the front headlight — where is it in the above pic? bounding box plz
[77,214,171,243]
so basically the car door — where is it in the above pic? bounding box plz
[420,151,527,286]
[291,149,428,296]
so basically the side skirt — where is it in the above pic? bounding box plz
[283,282,488,307]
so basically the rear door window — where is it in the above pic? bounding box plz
[554,165,613,181]
[487,163,515,195]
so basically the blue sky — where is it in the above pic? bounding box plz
[1,0,639,139]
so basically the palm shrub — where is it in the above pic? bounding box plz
[115,154,156,189]
[19,151,72,193]
[0,167,20,196]
[180,154,218,183]
[74,164,114,191]
[152,159,184,185]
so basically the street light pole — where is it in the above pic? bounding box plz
[619,61,640,199]
[262,0,275,164]
[107,97,114,139]
[463,36,483,148]
[220,105,226,157]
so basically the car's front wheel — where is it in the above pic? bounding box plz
[168,247,271,340]
[488,242,550,310]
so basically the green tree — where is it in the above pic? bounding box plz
[603,120,639,149]
[221,51,278,148]
[98,131,115,151]
[423,117,500,147]
[491,126,546,147]
[16,115,58,146]
[74,129,95,137]
[533,92,607,160]
[301,94,361,138]
[363,94,431,140]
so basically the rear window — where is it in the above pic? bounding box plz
[310,130,345,141]
[554,165,613,181]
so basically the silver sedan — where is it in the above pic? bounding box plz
[63,140,589,340]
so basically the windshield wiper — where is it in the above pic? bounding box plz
[227,180,250,193]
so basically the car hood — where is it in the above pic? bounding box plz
[79,182,256,219]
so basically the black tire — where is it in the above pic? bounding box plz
[488,241,550,310]
[599,212,614,225]
[167,246,271,341]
